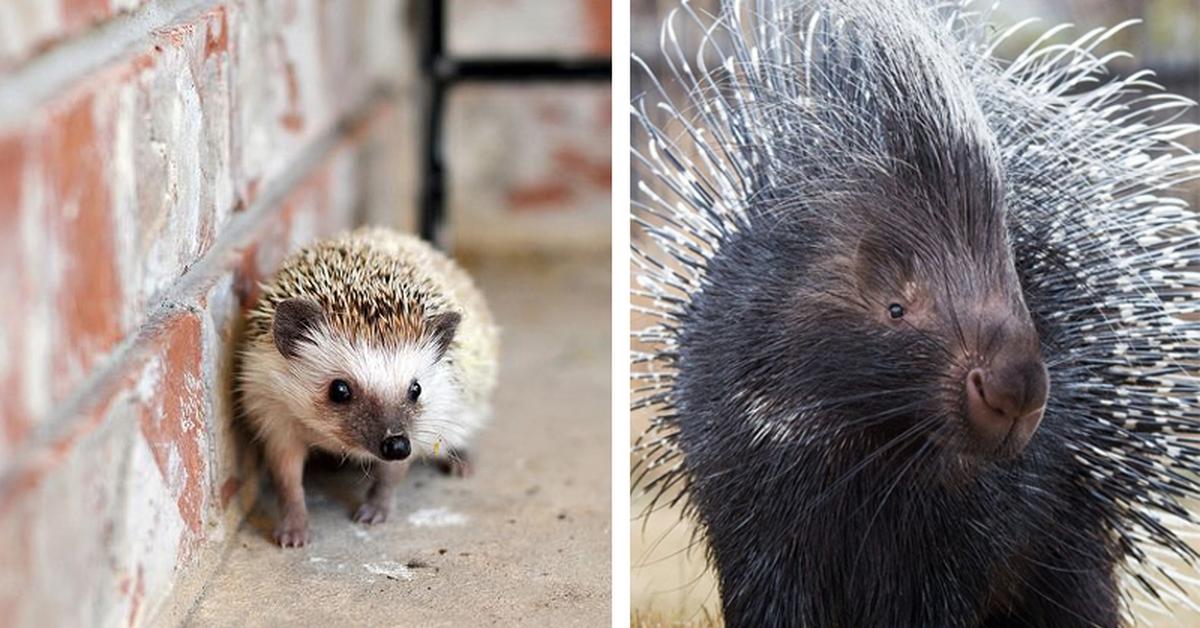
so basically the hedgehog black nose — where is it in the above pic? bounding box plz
[380,434,411,461]
[965,360,1048,459]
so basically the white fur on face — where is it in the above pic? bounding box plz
[240,324,474,458]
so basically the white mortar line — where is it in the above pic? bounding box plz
[0,88,391,491]
[0,0,218,129]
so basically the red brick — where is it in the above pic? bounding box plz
[0,377,123,517]
[508,182,574,211]
[582,0,611,54]
[1,2,147,70]
[125,564,145,627]
[234,241,264,308]
[554,146,611,189]
[279,59,306,133]
[448,0,611,58]
[137,314,207,537]
[0,390,179,626]
[204,6,230,59]
[61,0,112,31]
[0,6,245,447]
[43,95,124,401]
[447,85,610,252]
[0,135,28,446]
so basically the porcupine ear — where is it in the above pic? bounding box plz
[273,297,326,360]
[427,311,460,359]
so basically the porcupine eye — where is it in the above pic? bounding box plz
[328,379,353,404]
[888,303,905,319]
[408,380,422,403]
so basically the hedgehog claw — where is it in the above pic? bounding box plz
[353,502,390,525]
[274,526,310,547]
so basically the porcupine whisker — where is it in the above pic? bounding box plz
[938,260,975,357]
[800,414,946,511]
[816,397,948,435]
[900,321,969,370]
[849,438,937,580]
[634,514,702,568]
[641,475,695,520]
[643,471,694,512]
[641,483,692,522]
[1002,553,1115,626]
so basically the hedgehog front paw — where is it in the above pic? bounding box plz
[353,501,390,525]
[273,523,310,547]
[274,506,309,547]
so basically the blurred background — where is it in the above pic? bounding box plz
[0,1,610,626]
[630,0,1199,625]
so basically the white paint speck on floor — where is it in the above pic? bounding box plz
[407,507,467,528]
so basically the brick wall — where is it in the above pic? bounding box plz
[438,0,612,255]
[0,1,610,625]
[0,1,412,625]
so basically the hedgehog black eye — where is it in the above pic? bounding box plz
[408,380,421,403]
[328,379,353,404]
[888,303,905,319]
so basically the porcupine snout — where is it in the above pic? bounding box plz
[962,320,1048,459]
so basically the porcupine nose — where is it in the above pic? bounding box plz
[380,434,411,461]
[965,358,1048,459]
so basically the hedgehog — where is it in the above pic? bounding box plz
[631,0,1200,625]
[239,226,498,547]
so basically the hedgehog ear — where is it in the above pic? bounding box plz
[428,311,460,359]
[273,298,326,360]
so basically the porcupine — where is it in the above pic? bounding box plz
[240,227,498,547]
[631,0,1200,625]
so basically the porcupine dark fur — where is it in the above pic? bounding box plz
[631,1,1200,626]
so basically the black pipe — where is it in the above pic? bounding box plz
[417,0,447,243]
[440,58,611,83]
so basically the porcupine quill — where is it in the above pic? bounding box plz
[632,0,1200,625]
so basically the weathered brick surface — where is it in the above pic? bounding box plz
[0,0,150,71]
[0,0,602,624]
[435,0,612,254]
[446,84,611,253]
[0,0,405,624]
[0,145,363,626]
[0,1,394,456]
[448,0,611,57]
[0,309,210,627]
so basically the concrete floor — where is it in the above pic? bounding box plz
[183,256,611,627]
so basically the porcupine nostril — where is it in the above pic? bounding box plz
[965,362,1048,458]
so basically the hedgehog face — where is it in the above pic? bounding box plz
[268,297,464,461]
